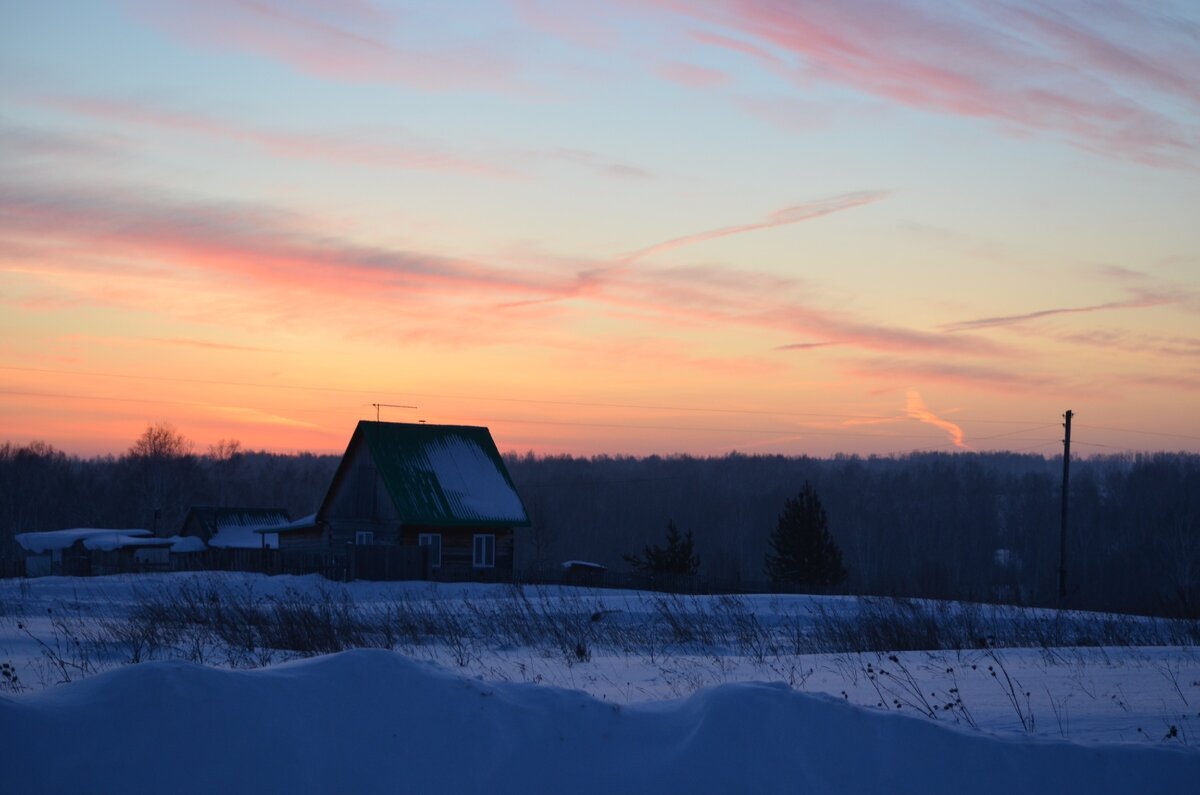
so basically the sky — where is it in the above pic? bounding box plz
[1,0,1198,458]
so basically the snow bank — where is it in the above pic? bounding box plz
[2,650,1195,795]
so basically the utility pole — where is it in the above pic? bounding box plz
[1059,409,1073,600]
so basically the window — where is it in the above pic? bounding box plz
[418,533,442,568]
[355,531,374,546]
[473,534,495,568]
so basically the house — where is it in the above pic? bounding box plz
[180,507,291,549]
[282,421,529,581]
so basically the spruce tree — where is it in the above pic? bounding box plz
[623,520,700,575]
[765,482,846,588]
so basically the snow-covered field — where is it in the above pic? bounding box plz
[2,573,1198,793]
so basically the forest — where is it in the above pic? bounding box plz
[2,431,1197,618]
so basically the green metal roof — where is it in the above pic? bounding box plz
[353,421,529,527]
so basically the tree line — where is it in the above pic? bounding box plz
[2,428,1197,617]
[505,450,1199,618]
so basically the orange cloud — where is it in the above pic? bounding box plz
[905,388,968,449]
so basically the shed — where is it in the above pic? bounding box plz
[305,421,530,580]
[15,528,155,577]
[180,507,291,548]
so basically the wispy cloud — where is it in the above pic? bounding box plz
[942,293,1176,332]
[0,123,129,163]
[654,61,731,88]
[846,359,1054,391]
[905,388,968,449]
[0,180,573,310]
[1053,329,1200,359]
[618,190,888,264]
[0,178,1005,363]
[775,341,842,351]
[151,337,288,354]
[123,0,521,91]
[508,146,654,180]
[647,0,1200,168]
[36,95,512,178]
[1086,264,1153,282]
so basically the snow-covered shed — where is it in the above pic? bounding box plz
[180,507,291,549]
[15,528,159,576]
[294,421,529,580]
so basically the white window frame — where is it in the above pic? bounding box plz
[355,531,374,546]
[418,533,442,568]
[473,534,495,568]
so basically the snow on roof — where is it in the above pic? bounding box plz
[420,436,527,522]
[15,528,153,553]
[251,513,317,534]
[181,507,291,540]
[344,422,529,527]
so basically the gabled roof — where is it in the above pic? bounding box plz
[181,507,291,538]
[319,421,529,527]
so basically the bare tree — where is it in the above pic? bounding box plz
[206,439,242,507]
[129,422,193,459]
[127,422,195,534]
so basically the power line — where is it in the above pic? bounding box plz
[0,389,361,416]
[422,414,979,440]
[4,364,1196,450]
[0,385,1062,444]
[1,364,1046,424]
[1075,423,1200,442]
[1070,439,1142,451]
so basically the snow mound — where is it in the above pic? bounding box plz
[2,650,1195,794]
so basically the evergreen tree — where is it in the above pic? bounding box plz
[624,520,700,575]
[765,482,846,588]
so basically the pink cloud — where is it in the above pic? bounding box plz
[687,29,789,71]
[2,179,1004,363]
[0,123,129,162]
[122,0,521,91]
[37,95,512,178]
[845,358,1055,391]
[775,341,842,351]
[508,146,654,180]
[646,0,1200,167]
[942,293,1178,331]
[0,181,571,308]
[654,61,731,88]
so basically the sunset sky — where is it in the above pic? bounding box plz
[2,1,1198,458]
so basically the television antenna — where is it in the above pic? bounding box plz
[371,402,417,421]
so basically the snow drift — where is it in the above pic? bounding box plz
[3,649,1195,794]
